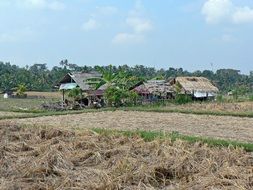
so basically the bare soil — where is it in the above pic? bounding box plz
[0,124,252,189]
[26,91,61,99]
[2,111,253,143]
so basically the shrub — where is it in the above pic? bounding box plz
[216,94,223,103]
[105,87,127,107]
[174,94,192,104]
[68,87,82,101]
[249,95,253,102]
[16,84,27,98]
[126,91,139,106]
[232,90,239,100]
[105,87,140,107]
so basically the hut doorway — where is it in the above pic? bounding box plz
[78,97,89,106]
[82,98,89,106]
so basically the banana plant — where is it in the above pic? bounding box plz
[86,65,117,90]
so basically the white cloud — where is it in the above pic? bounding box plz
[202,0,233,23]
[233,7,253,23]
[113,0,153,45]
[82,19,100,31]
[48,1,65,11]
[96,6,118,16]
[17,0,65,11]
[202,0,253,24]
[129,0,144,17]
[80,5,118,32]
[0,27,35,43]
[22,0,47,9]
[126,17,152,33]
[112,33,144,44]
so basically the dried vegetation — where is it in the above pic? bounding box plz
[167,101,253,113]
[0,111,32,118]
[0,124,253,190]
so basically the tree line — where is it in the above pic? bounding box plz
[0,60,253,94]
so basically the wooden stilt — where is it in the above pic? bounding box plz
[62,89,65,102]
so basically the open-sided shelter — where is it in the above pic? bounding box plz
[58,72,105,105]
[170,77,219,99]
[133,80,174,101]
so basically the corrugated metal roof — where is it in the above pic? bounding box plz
[194,91,216,98]
[59,83,77,90]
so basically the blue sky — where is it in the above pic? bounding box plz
[1,0,253,74]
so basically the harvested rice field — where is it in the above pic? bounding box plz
[0,111,32,118]
[2,111,253,143]
[0,124,253,190]
[165,101,253,114]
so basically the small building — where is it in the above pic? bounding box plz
[3,91,14,99]
[3,93,8,99]
[57,72,105,106]
[133,80,174,102]
[170,77,219,99]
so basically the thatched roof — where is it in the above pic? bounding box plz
[174,77,219,93]
[59,72,102,91]
[134,80,173,96]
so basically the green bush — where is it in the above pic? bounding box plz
[105,87,140,107]
[249,95,253,101]
[105,87,126,107]
[232,90,239,100]
[16,84,27,98]
[174,94,192,104]
[68,87,82,101]
[216,94,224,103]
[126,91,139,106]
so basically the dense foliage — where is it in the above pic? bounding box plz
[86,65,141,107]
[0,60,253,94]
[16,84,27,97]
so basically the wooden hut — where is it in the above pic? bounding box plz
[57,72,105,106]
[170,77,219,99]
[133,80,174,102]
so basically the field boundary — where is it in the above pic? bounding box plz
[0,108,117,120]
[120,107,253,118]
[92,128,253,152]
[2,106,253,120]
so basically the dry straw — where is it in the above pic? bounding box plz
[0,124,252,189]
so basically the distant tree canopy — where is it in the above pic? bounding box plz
[0,60,253,93]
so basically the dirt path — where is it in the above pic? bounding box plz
[1,111,253,143]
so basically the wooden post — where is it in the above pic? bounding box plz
[62,89,65,102]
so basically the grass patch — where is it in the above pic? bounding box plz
[119,106,253,118]
[2,105,253,121]
[92,128,253,152]
[0,107,117,120]
[8,105,253,118]
[0,97,48,112]
[2,100,253,120]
